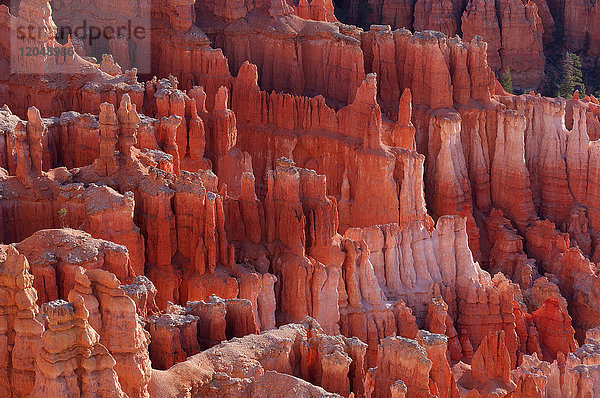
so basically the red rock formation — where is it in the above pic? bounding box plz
[231,63,429,231]
[564,0,600,55]
[498,0,545,89]
[462,0,502,71]
[425,297,463,362]
[30,296,126,398]
[211,86,253,197]
[158,116,182,176]
[425,111,481,259]
[153,0,232,100]
[454,330,517,396]
[490,109,537,231]
[0,0,144,119]
[0,135,145,276]
[586,4,600,56]
[417,330,460,398]
[122,275,159,318]
[531,298,578,360]
[463,0,546,88]
[147,292,265,369]
[529,0,555,42]
[303,328,367,397]
[511,352,561,397]
[373,335,433,398]
[562,327,600,396]
[385,89,417,149]
[198,6,364,105]
[499,96,575,226]
[147,306,202,370]
[366,0,414,29]
[414,0,460,36]
[525,219,600,342]
[362,26,401,104]
[3,0,600,396]
[15,229,135,304]
[294,0,338,22]
[485,209,536,288]
[511,327,600,397]
[100,54,123,76]
[266,158,342,334]
[69,268,152,398]
[392,299,419,339]
[148,318,364,397]
[0,245,44,398]
[520,276,579,362]
[338,233,396,366]
[186,295,228,349]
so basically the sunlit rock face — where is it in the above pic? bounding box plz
[1,0,600,396]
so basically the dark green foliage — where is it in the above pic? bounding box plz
[58,207,67,228]
[557,52,585,99]
[499,66,513,94]
[541,71,559,98]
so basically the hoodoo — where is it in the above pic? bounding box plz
[1,0,600,396]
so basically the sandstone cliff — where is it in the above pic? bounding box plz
[0,0,599,396]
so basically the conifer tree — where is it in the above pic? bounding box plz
[499,66,513,94]
[558,52,585,98]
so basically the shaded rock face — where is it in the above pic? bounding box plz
[147,309,202,370]
[2,0,600,397]
[463,0,546,88]
[332,0,547,90]
[146,296,261,369]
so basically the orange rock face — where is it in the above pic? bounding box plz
[0,245,44,398]
[31,296,126,398]
[69,267,152,398]
[373,335,432,398]
[462,0,502,71]
[2,0,600,396]
[344,0,550,89]
[15,229,135,304]
[454,330,517,396]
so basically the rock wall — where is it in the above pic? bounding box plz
[68,268,152,398]
[0,245,44,398]
[30,297,126,398]
[0,0,600,396]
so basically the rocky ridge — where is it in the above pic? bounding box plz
[0,0,600,396]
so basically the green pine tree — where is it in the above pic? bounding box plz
[58,207,67,228]
[558,52,585,98]
[499,66,513,94]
